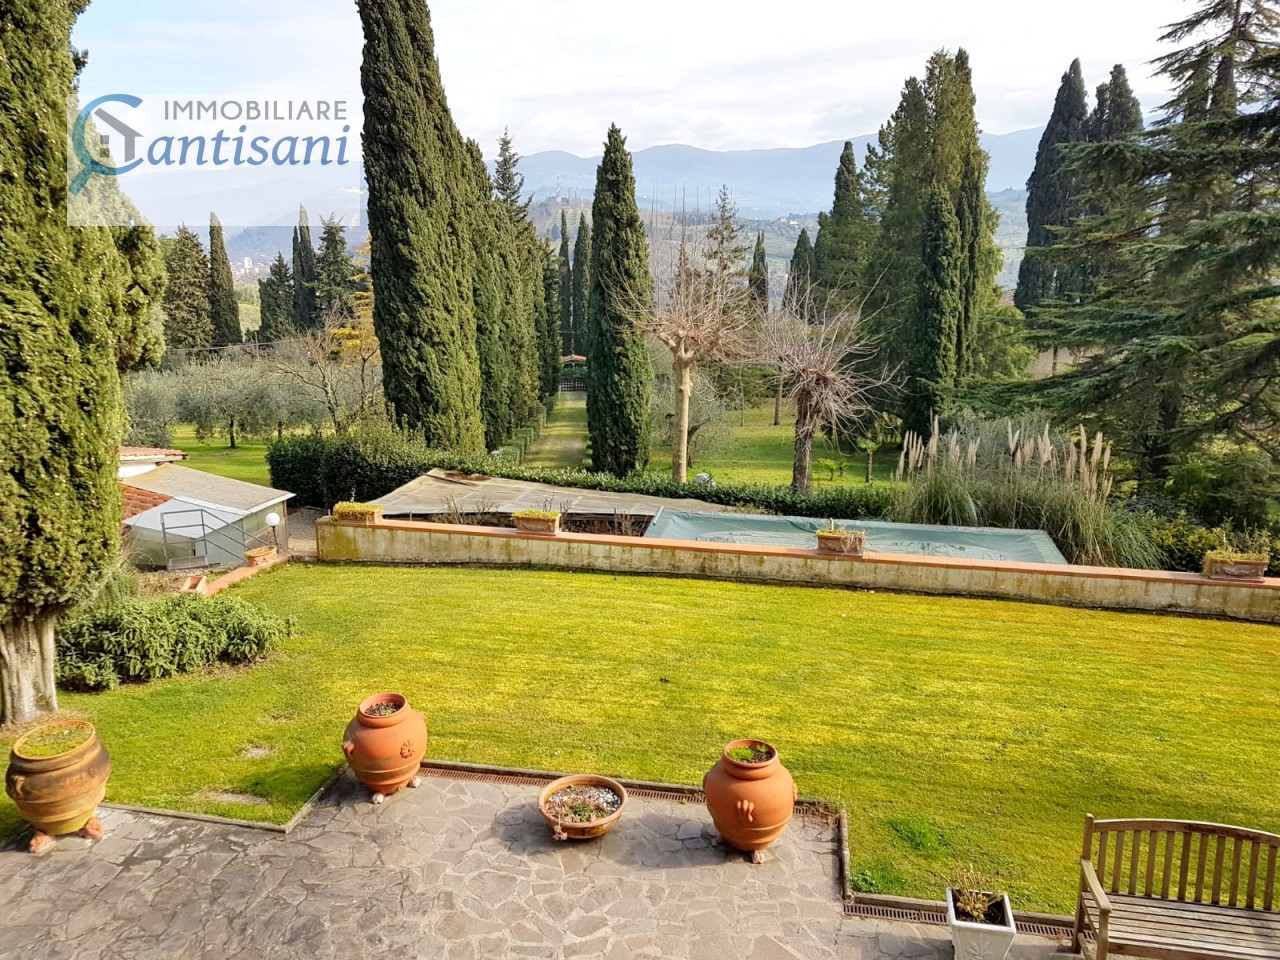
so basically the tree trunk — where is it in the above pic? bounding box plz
[277,420,284,441]
[0,612,59,726]
[228,416,237,449]
[673,359,692,483]
[865,450,873,483]
[773,377,783,426]
[792,391,815,495]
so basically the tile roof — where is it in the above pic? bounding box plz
[121,484,172,520]
[119,446,187,461]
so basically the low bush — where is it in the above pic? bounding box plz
[1146,513,1227,573]
[56,594,293,692]
[266,421,895,521]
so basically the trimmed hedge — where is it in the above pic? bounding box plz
[57,594,293,692]
[266,423,896,521]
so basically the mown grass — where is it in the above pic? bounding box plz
[4,563,1277,913]
[169,424,272,486]
[525,392,589,469]
[655,400,898,487]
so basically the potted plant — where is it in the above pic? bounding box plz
[6,719,111,854]
[245,545,277,567]
[703,739,797,863]
[946,865,1017,960]
[332,501,383,525]
[537,774,627,840]
[1202,529,1271,582]
[342,693,428,804]
[512,508,561,535]
[815,519,866,556]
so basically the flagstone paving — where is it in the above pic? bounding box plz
[0,770,1069,959]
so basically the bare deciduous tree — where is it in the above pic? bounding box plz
[270,311,382,435]
[745,284,893,494]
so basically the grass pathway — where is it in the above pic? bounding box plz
[6,563,1278,913]
[525,392,588,469]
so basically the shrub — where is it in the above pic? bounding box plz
[1146,513,1227,573]
[332,501,381,522]
[56,594,293,692]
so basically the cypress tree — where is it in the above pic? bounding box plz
[748,232,769,305]
[257,253,294,343]
[1015,59,1090,313]
[1089,64,1144,142]
[784,228,815,310]
[208,212,241,346]
[586,124,653,477]
[541,243,563,400]
[162,225,212,349]
[291,207,319,330]
[2,0,159,722]
[315,216,357,321]
[571,214,591,353]
[812,141,876,307]
[111,224,167,370]
[558,211,573,352]
[357,0,485,452]
[705,184,747,280]
[905,184,963,434]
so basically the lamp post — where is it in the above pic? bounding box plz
[265,512,281,554]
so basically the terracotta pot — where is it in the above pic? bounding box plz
[514,514,560,535]
[816,530,866,556]
[342,693,428,799]
[245,546,277,567]
[537,774,628,840]
[6,720,111,838]
[1203,557,1268,583]
[703,739,797,854]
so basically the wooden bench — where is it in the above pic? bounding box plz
[1074,815,1280,959]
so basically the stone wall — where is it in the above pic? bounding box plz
[316,518,1280,624]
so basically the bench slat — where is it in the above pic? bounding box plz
[1164,829,1176,900]
[1147,829,1158,898]
[1266,845,1277,911]
[1179,832,1193,901]
[1196,833,1210,903]
[1233,839,1246,907]
[1249,842,1263,909]
[1114,830,1127,893]
[1130,829,1142,896]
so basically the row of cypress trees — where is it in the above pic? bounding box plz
[357,0,557,454]
[160,213,241,350]
[258,209,362,342]
[554,211,593,356]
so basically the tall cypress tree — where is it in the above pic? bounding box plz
[906,184,963,434]
[748,232,769,305]
[541,243,562,400]
[558,211,573,352]
[1089,64,1144,142]
[1015,60,1090,313]
[207,212,241,346]
[357,0,485,452]
[162,225,212,349]
[812,141,875,307]
[257,253,294,342]
[586,124,653,477]
[784,228,815,312]
[2,0,160,722]
[705,184,747,280]
[291,207,319,330]
[571,214,591,354]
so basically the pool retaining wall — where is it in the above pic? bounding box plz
[315,517,1279,624]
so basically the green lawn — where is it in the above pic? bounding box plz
[525,392,588,469]
[170,424,272,486]
[5,563,1278,913]
[655,400,898,486]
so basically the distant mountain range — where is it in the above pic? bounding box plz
[518,127,1042,220]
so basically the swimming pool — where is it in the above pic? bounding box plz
[643,509,1068,565]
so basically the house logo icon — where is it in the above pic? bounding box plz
[70,93,145,194]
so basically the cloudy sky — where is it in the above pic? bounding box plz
[74,0,1187,159]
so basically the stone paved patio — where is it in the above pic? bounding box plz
[0,770,1071,959]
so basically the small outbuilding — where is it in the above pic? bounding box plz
[118,449,293,570]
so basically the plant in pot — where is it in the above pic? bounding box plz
[6,719,111,854]
[245,545,277,567]
[703,739,797,863]
[342,693,428,804]
[946,865,1017,960]
[537,774,628,840]
[512,508,561,535]
[815,519,866,556]
[332,501,383,525]
[1202,528,1271,583]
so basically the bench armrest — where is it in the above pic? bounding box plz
[1081,859,1112,916]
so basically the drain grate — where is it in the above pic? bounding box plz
[842,902,1073,940]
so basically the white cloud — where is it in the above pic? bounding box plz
[75,0,1186,158]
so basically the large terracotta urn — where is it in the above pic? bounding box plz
[342,693,427,802]
[6,719,111,853]
[703,739,797,860]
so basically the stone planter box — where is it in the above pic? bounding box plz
[513,514,561,535]
[333,506,382,525]
[1203,556,1268,583]
[946,888,1016,960]
[815,530,866,556]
